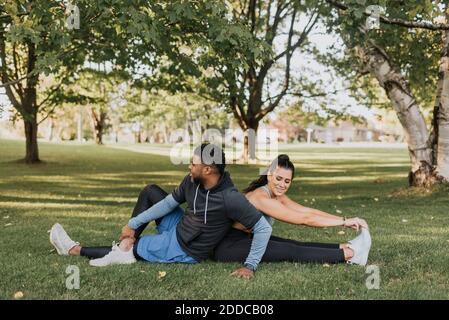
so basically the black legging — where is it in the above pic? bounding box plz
[80,184,168,259]
[213,228,346,264]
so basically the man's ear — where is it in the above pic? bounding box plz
[204,165,216,176]
[202,165,210,175]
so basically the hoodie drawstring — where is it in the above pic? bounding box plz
[193,184,200,215]
[193,184,210,224]
[204,190,210,224]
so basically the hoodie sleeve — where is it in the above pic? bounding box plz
[243,216,272,271]
[128,194,180,230]
[171,174,190,204]
[224,189,263,229]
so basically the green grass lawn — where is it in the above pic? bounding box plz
[1,139,448,300]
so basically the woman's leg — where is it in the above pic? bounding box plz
[77,184,169,259]
[269,235,340,249]
[214,229,347,264]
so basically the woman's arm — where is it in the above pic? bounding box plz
[279,195,343,221]
[279,195,368,229]
[251,195,345,228]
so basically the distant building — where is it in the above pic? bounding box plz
[265,119,403,143]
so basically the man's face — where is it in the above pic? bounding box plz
[189,155,206,181]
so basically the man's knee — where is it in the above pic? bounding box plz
[140,184,161,196]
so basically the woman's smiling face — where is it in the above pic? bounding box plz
[267,166,293,197]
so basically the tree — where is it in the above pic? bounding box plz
[195,0,326,161]
[322,0,449,186]
[0,0,236,162]
[68,68,127,145]
[0,0,131,162]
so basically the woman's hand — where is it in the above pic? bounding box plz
[344,217,368,231]
[120,224,136,241]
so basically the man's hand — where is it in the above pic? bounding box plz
[231,267,254,280]
[119,224,136,241]
[344,217,369,231]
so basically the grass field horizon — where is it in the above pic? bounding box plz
[1,139,448,300]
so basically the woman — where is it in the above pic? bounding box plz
[213,154,372,266]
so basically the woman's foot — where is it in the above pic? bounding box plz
[347,228,371,266]
[49,223,80,256]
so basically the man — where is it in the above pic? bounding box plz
[50,143,272,279]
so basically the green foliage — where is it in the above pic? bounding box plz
[121,86,230,139]
[320,0,443,111]
[280,100,367,128]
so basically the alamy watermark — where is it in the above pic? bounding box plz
[169,127,279,173]
[65,265,80,290]
[365,265,380,290]
[66,2,80,30]
[353,1,386,30]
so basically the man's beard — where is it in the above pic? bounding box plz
[190,176,203,185]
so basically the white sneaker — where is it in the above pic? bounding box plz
[89,244,136,267]
[49,223,80,256]
[347,228,372,266]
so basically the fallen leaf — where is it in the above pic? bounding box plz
[13,291,24,299]
[338,231,345,235]
[157,271,167,280]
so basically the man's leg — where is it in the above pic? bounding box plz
[131,184,168,238]
[79,184,169,259]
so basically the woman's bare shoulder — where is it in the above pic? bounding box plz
[245,187,271,200]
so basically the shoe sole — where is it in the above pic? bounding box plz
[360,231,372,266]
[49,225,66,256]
[89,259,136,267]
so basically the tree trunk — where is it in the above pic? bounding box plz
[95,128,103,144]
[91,108,106,145]
[24,115,40,163]
[77,108,83,142]
[242,124,258,163]
[357,42,434,187]
[47,117,54,141]
[433,27,449,182]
